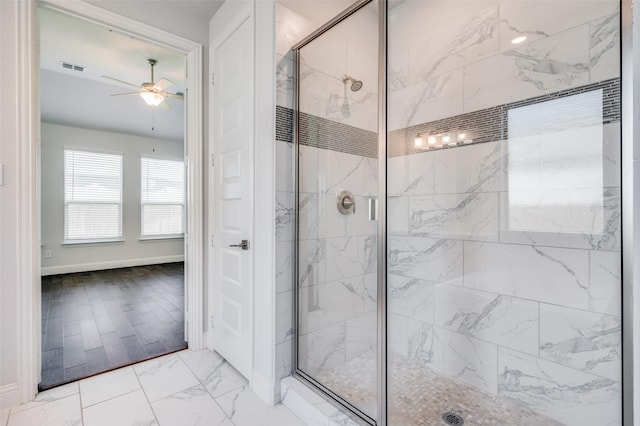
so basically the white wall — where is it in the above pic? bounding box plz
[40,122,184,275]
[0,0,21,407]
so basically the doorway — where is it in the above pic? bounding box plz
[37,4,197,390]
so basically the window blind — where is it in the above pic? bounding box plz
[64,150,123,241]
[141,157,185,237]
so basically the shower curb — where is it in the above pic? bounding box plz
[281,377,364,426]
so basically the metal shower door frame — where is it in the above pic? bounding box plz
[291,0,388,424]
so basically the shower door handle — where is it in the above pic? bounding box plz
[229,240,250,250]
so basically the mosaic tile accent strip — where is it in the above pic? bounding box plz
[389,78,620,157]
[276,78,620,159]
[276,105,294,144]
[276,106,378,158]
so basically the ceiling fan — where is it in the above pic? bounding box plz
[102,58,184,108]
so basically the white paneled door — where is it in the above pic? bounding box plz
[212,15,253,379]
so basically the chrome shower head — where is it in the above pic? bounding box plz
[342,75,363,92]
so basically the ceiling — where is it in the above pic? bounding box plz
[40,7,188,142]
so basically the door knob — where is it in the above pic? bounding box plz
[229,240,250,250]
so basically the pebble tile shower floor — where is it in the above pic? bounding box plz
[312,352,563,426]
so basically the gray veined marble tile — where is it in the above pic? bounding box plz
[387,196,409,236]
[408,3,500,85]
[499,347,621,426]
[388,69,464,131]
[216,385,305,426]
[498,1,618,53]
[345,311,377,360]
[387,151,435,196]
[276,54,294,109]
[82,389,156,426]
[325,236,368,282]
[276,241,293,293]
[388,274,434,324]
[299,277,365,334]
[388,236,463,284]
[298,324,346,374]
[275,340,293,380]
[589,250,621,316]
[151,384,228,426]
[498,187,621,251]
[276,191,294,242]
[178,350,248,398]
[7,394,81,426]
[299,63,327,119]
[388,313,435,365]
[590,8,620,83]
[134,353,199,402]
[275,140,294,192]
[432,327,499,395]
[464,24,590,113]
[275,4,316,56]
[326,76,378,134]
[276,291,293,344]
[433,140,505,194]
[363,235,377,275]
[298,238,326,288]
[464,241,590,309]
[434,284,538,355]
[540,304,621,381]
[602,122,621,189]
[409,192,500,242]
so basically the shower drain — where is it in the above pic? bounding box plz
[442,411,464,425]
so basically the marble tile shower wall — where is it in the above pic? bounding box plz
[387,1,620,131]
[387,1,621,425]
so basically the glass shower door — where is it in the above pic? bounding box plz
[295,1,379,421]
[386,1,622,425]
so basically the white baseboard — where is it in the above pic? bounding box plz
[41,255,184,276]
[251,371,277,406]
[0,383,19,410]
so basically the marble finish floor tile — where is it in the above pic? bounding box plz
[82,389,155,426]
[216,385,306,426]
[179,349,248,398]
[134,353,199,402]
[10,382,78,415]
[79,366,140,407]
[7,394,81,426]
[8,350,305,426]
[151,385,229,426]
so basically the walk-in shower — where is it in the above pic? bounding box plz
[291,0,624,424]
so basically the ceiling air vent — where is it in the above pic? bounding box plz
[60,62,85,72]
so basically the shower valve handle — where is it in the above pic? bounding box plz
[341,196,355,212]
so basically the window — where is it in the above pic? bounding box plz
[141,157,185,238]
[64,150,123,241]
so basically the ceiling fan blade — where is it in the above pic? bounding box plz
[111,92,141,97]
[102,76,142,89]
[158,100,171,109]
[165,92,184,100]
[154,78,174,91]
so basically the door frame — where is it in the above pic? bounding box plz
[15,0,205,403]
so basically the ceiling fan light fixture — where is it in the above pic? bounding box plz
[140,91,164,107]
